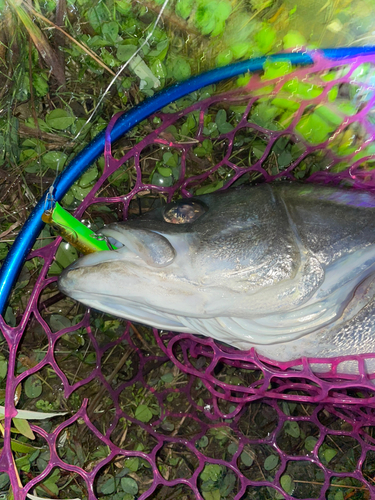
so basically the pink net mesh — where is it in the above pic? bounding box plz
[2,53,375,498]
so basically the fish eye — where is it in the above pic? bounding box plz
[163,199,208,224]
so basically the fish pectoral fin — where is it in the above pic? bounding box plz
[101,226,176,268]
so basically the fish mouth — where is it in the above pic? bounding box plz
[100,224,176,268]
[57,224,192,332]
[62,224,177,270]
[58,224,177,298]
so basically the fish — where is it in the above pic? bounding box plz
[58,182,375,371]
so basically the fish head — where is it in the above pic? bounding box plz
[58,185,302,331]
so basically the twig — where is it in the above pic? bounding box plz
[86,348,134,420]
[24,3,116,76]
[0,221,22,239]
[130,323,154,352]
[293,480,367,490]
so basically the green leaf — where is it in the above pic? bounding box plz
[10,438,37,454]
[284,421,300,438]
[295,113,334,144]
[49,314,72,332]
[24,117,50,132]
[135,404,153,423]
[42,151,68,171]
[79,165,99,187]
[264,454,279,471]
[171,59,191,81]
[20,148,38,163]
[240,450,254,466]
[227,443,238,455]
[149,39,169,60]
[0,474,9,490]
[163,152,178,167]
[124,457,139,472]
[24,375,42,398]
[216,50,233,67]
[15,454,31,472]
[215,109,227,126]
[283,30,307,49]
[151,59,167,80]
[45,109,75,130]
[215,0,232,21]
[196,435,209,448]
[323,447,338,463]
[0,242,8,261]
[84,352,96,365]
[201,464,222,482]
[71,184,93,201]
[87,35,111,48]
[4,306,16,327]
[280,474,294,494]
[255,24,276,53]
[55,243,78,269]
[117,44,137,62]
[237,73,251,87]
[102,21,119,43]
[12,418,35,440]
[338,101,357,116]
[22,138,45,149]
[231,42,251,59]
[195,180,223,195]
[283,79,323,99]
[115,0,132,15]
[100,476,116,495]
[151,172,173,187]
[194,138,213,157]
[157,165,172,177]
[160,372,174,383]
[87,3,110,31]
[218,122,234,134]
[272,97,300,111]
[101,48,120,68]
[263,60,293,80]
[32,73,49,97]
[202,490,220,500]
[220,472,236,496]
[42,480,59,496]
[0,358,8,379]
[121,477,138,495]
[304,436,318,452]
[176,0,195,19]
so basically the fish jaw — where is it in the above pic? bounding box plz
[57,226,226,331]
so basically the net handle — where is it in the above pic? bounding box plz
[2,47,375,314]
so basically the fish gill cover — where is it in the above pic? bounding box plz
[3,53,375,498]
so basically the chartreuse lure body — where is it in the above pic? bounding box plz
[42,202,117,254]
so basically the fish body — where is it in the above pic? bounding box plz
[58,182,375,369]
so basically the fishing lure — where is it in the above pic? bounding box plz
[42,202,117,254]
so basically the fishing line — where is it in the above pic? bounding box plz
[71,0,171,143]
[46,0,171,209]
